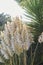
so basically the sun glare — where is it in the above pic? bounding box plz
[0,0,31,22]
[0,0,23,16]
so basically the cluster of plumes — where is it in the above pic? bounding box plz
[0,17,33,63]
[38,32,43,43]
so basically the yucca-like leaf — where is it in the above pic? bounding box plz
[17,0,43,42]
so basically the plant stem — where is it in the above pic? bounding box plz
[31,43,39,65]
[31,45,32,63]
[10,57,13,65]
[19,56,20,65]
[24,51,27,65]
[13,56,15,65]
[15,54,17,65]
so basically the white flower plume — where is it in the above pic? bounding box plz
[0,17,33,63]
[38,32,43,43]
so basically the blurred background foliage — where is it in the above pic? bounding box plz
[0,13,11,31]
[16,0,43,65]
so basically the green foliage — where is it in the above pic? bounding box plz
[16,0,43,65]
[0,13,11,30]
[17,0,43,42]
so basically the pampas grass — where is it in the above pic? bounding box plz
[0,17,33,65]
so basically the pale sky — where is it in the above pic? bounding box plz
[0,0,31,22]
